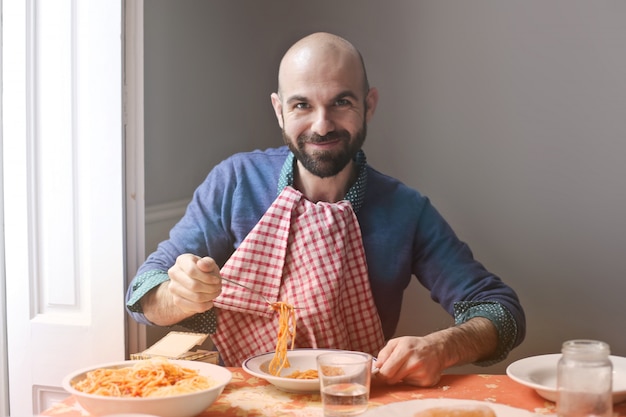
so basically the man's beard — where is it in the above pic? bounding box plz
[282,122,367,178]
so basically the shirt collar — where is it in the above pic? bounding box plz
[277,150,367,213]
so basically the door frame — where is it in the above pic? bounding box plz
[124,0,147,357]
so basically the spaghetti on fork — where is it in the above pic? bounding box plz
[267,301,297,376]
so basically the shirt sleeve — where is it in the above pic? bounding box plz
[178,310,219,334]
[125,158,239,326]
[126,269,220,333]
[407,195,526,358]
[126,270,169,314]
[454,300,518,366]
[126,270,170,326]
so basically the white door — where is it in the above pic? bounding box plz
[2,1,126,415]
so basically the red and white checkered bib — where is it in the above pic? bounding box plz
[211,186,385,367]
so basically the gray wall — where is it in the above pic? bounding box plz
[143,1,626,373]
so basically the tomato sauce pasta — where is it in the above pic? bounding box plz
[267,301,297,376]
[284,369,319,379]
[72,359,213,397]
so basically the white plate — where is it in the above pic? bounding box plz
[242,348,351,393]
[360,399,533,416]
[506,354,626,404]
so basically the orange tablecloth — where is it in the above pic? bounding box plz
[43,368,626,417]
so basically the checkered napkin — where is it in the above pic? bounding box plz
[212,186,385,367]
[212,188,296,317]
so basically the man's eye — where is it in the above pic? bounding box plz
[335,99,351,107]
[295,103,310,109]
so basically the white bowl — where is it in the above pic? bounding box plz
[242,348,349,393]
[62,360,232,417]
[506,354,626,404]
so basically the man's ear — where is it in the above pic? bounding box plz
[365,87,379,123]
[270,92,284,129]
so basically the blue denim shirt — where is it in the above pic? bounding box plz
[126,146,525,365]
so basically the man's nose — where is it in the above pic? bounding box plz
[310,108,335,136]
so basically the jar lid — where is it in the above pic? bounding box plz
[561,339,610,359]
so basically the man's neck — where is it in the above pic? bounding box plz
[294,160,357,203]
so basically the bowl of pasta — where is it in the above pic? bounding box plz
[62,358,232,417]
[243,348,354,393]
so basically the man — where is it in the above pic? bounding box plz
[126,32,525,386]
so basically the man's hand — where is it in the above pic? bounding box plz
[141,254,222,326]
[168,254,222,313]
[374,335,447,386]
[375,317,498,387]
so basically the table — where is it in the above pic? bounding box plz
[42,368,626,417]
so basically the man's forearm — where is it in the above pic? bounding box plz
[426,317,499,368]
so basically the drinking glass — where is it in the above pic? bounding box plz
[317,351,372,417]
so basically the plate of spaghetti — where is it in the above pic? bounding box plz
[243,348,352,393]
[62,359,232,417]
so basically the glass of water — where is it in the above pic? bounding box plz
[317,351,372,417]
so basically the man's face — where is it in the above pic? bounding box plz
[281,109,367,179]
[271,48,376,178]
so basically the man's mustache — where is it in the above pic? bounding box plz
[300,131,350,144]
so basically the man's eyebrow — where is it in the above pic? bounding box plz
[285,95,308,105]
[285,91,359,105]
[334,90,359,101]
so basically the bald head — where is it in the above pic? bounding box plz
[269,32,379,181]
[277,32,370,97]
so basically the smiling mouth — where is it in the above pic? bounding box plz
[309,138,339,146]
[307,133,345,145]
[306,131,346,143]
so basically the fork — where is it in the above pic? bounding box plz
[221,276,276,306]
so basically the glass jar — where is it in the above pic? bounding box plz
[556,339,612,417]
